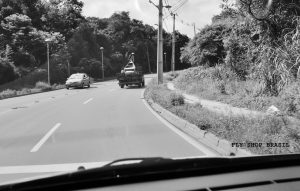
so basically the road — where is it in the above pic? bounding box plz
[0,75,215,183]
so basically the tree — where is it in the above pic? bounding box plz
[180,24,230,67]
[0,0,83,85]
[0,45,19,85]
[238,0,300,42]
[42,0,84,40]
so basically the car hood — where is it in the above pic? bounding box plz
[2,154,300,190]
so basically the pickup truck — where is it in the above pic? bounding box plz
[117,61,145,88]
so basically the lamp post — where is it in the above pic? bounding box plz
[164,52,166,72]
[45,38,52,85]
[100,47,104,80]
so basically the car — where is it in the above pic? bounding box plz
[65,73,90,89]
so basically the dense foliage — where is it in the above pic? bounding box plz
[181,0,300,96]
[0,0,190,86]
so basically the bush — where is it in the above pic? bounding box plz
[168,92,185,106]
[215,80,226,94]
[279,82,300,117]
[17,88,31,96]
[52,84,65,89]
[0,89,17,99]
[35,81,52,91]
[165,72,179,81]
[0,68,47,92]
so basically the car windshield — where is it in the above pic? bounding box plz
[69,74,84,79]
[125,62,134,68]
[1,0,300,185]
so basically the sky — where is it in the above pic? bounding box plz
[81,0,223,38]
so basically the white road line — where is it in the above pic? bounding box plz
[30,123,61,152]
[141,90,218,156]
[83,98,93,104]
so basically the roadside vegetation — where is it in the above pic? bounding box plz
[145,79,300,155]
[176,0,300,119]
[0,81,64,100]
[0,0,190,91]
[171,66,300,119]
[146,0,300,155]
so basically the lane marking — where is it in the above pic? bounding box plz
[83,98,93,104]
[30,123,61,152]
[141,90,218,156]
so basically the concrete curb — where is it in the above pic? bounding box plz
[146,99,252,157]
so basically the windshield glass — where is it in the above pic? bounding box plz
[1,0,300,185]
[69,74,84,79]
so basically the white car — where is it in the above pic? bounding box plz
[65,73,90,89]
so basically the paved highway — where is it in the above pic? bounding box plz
[0,75,215,183]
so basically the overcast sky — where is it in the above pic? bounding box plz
[81,0,222,38]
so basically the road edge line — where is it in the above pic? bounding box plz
[141,89,218,156]
[142,88,252,157]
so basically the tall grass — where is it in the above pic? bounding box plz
[173,66,300,115]
[35,81,52,91]
[0,81,65,100]
[0,69,47,92]
[145,79,300,154]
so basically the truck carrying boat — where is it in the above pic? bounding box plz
[116,55,145,88]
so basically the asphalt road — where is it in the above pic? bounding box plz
[0,75,215,183]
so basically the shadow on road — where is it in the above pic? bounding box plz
[67,86,98,90]
[124,85,146,89]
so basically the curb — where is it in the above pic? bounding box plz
[146,99,252,157]
[0,87,65,101]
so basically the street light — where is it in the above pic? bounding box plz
[164,52,166,72]
[100,47,104,80]
[45,38,52,85]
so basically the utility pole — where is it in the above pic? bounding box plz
[149,0,171,84]
[171,13,176,72]
[193,23,196,36]
[157,0,163,84]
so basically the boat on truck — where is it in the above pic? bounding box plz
[117,61,145,88]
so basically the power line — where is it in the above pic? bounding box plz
[171,0,185,10]
[164,0,187,20]
[171,0,187,13]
